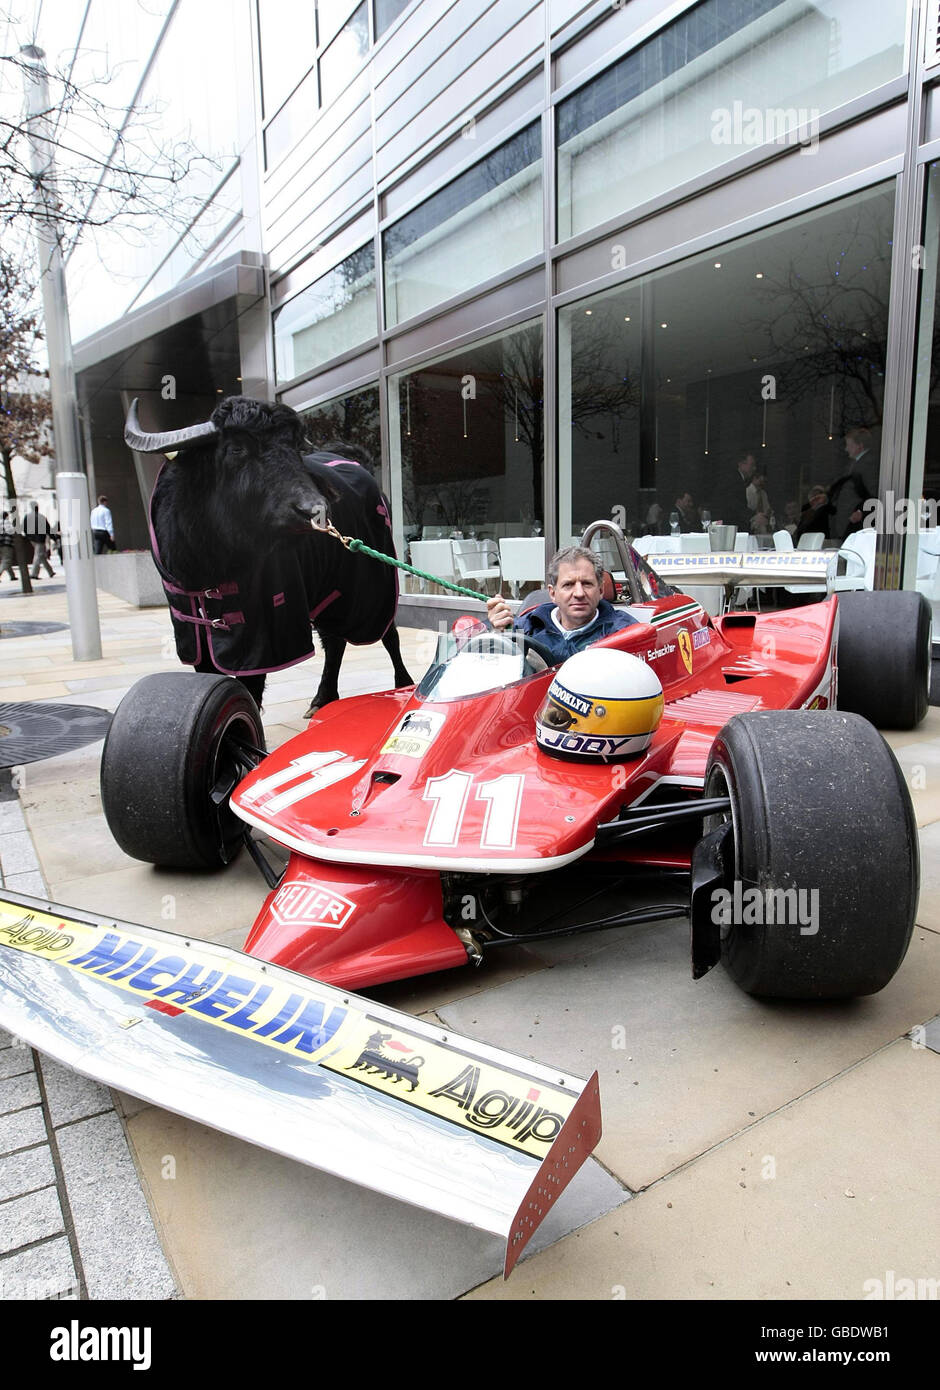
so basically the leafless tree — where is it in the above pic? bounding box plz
[0,250,51,503]
[751,205,897,432]
[0,16,219,259]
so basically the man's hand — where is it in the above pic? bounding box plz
[486,595,513,631]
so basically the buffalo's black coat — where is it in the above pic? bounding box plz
[151,455,398,677]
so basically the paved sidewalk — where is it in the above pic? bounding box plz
[0,576,938,1301]
[0,776,176,1301]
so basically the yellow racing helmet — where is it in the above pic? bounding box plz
[536,648,664,761]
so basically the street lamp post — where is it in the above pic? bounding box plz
[20,44,101,661]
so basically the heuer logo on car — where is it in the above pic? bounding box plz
[270,882,355,931]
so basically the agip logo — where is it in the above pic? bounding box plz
[270,882,355,931]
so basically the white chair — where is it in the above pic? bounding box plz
[451,539,500,593]
[734,532,757,552]
[832,529,876,593]
[915,529,940,641]
[796,531,825,550]
[773,529,794,551]
[498,536,545,598]
[408,539,457,594]
[915,528,940,598]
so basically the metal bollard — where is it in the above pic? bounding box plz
[56,472,102,662]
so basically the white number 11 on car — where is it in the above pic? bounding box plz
[422,771,525,850]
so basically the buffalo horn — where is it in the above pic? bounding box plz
[124,398,218,455]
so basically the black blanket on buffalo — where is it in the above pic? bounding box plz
[150,455,399,678]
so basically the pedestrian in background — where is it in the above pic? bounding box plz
[27,503,55,578]
[90,494,115,554]
[0,511,18,581]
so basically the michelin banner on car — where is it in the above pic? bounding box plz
[0,890,600,1275]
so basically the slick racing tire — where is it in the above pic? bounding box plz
[101,673,265,870]
[703,711,918,999]
[836,589,931,729]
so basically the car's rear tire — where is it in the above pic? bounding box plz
[836,589,930,729]
[101,673,265,870]
[704,710,918,999]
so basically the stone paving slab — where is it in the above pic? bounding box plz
[0,1145,56,1201]
[465,1041,940,1301]
[438,919,940,1192]
[0,803,26,835]
[0,1235,78,1300]
[0,832,40,877]
[4,872,48,896]
[918,821,940,934]
[0,1072,41,1115]
[0,1186,65,1254]
[888,741,940,828]
[49,854,273,941]
[124,1105,626,1300]
[0,1046,34,1080]
[0,1106,46,1155]
[27,814,143,885]
[53,1112,177,1301]
[36,1057,112,1128]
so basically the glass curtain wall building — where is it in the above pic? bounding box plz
[65,0,940,635]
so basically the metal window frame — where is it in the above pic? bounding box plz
[265,0,940,619]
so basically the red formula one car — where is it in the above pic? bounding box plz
[101,523,931,1002]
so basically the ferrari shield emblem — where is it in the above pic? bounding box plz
[677,629,693,675]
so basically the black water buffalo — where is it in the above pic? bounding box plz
[125,395,412,716]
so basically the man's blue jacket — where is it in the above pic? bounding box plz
[513,599,637,663]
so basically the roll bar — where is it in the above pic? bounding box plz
[577,519,644,603]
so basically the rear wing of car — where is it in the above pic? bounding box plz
[0,890,600,1277]
[644,550,837,589]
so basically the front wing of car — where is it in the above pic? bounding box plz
[0,890,601,1276]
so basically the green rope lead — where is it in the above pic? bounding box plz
[342,534,490,603]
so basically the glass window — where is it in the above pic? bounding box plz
[907,162,940,640]
[383,123,542,328]
[557,0,908,241]
[387,321,544,588]
[558,183,894,586]
[317,0,359,47]
[264,68,319,168]
[319,2,369,106]
[374,0,411,38]
[274,243,376,381]
[301,383,381,474]
[258,0,316,120]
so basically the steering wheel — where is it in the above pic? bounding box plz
[461,630,524,657]
[462,625,558,671]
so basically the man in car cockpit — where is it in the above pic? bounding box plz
[486,546,638,664]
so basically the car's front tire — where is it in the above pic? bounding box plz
[101,673,265,870]
[704,711,918,998]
